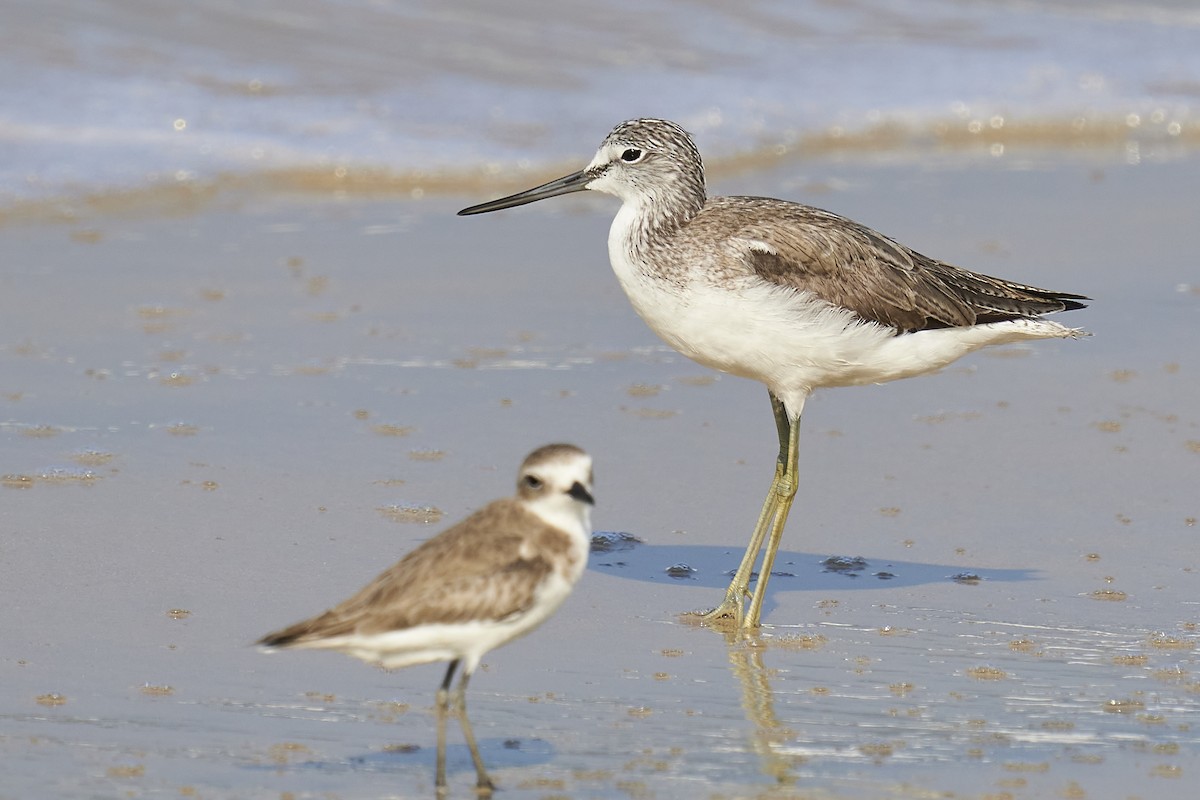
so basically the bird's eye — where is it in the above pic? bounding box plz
[522,474,543,490]
[620,148,643,163]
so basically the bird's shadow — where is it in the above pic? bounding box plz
[588,534,1035,616]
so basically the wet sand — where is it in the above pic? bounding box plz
[2,153,1198,799]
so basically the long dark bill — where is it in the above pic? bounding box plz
[457,169,590,215]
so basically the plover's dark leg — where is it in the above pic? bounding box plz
[453,669,494,794]
[435,659,459,794]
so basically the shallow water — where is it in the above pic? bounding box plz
[3,0,1200,207]
[3,147,1198,798]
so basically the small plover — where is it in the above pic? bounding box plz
[258,443,594,794]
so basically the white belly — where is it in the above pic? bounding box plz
[606,220,1080,414]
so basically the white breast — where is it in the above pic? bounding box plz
[608,211,892,402]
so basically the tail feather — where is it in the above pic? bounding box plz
[257,620,315,650]
[257,605,359,649]
[931,263,1090,320]
[257,628,301,650]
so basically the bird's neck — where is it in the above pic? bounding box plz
[618,188,705,258]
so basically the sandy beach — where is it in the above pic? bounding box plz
[2,144,1198,799]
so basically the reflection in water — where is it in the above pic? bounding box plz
[724,632,800,786]
[707,606,1200,798]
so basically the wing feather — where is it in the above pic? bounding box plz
[694,197,1087,332]
[258,499,566,646]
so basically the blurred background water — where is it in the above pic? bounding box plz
[3,0,1199,206]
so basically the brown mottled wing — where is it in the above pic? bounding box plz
[259,499,563,647]
[703,197,1086,332]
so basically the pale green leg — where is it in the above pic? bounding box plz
[700,392,803,629]
[746,406,801,627]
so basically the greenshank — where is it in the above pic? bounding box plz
[459,118,1086,630]
[258,444,595,795]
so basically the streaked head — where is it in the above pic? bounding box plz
[457,118,706,217]
[581,118,705,206]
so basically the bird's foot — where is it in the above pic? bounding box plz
[687,594,752,632]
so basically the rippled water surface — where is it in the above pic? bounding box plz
[3,0,1200,208]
